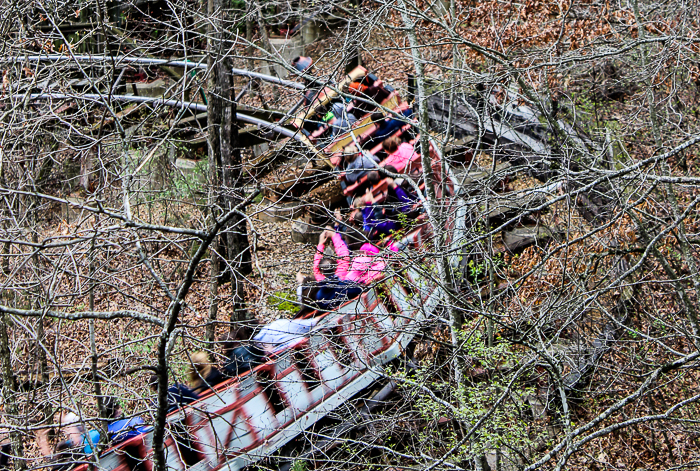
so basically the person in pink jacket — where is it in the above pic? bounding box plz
[296,228,351,313]
[344,243,390,285]
[321,217,399,285]
[297,226,397,301]
[312,228,350,281]
[381,135,416,173]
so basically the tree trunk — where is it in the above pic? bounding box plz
[80,150,92,193]
[397,0,464,386]
[29,192,50,419]
[344,0,362,75]
[0,313,25,471]
[208,0,251,333]
[206,235,219,344]
[89,230,106,436]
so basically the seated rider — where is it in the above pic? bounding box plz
[298,229,364,310]
[312,227,350,282]
[328,102,357,138]
[220,328,266,378]
[291,56,313,73]
[295,273,320,317]
[253,317,320,353]
[102,397,148,445]
[0,441,10,471]
[61,413,101,455]
[188,352,227,394]
[349,81,391,117]
[148,374,200,413]
[342,145,380,185]
[291,56,321,106]
[381,136,416,173]
[36,411,102,467]
[366,165,407,207]
[353,177,417,240]
[364,109,413,148]
[315,224,397,285]
[314,278,363,311]
[345,242,397,285]
[292,227,350,315]
[367,165,398,183]
[312,240,365,309]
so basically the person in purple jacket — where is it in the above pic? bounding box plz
[353,177,417,239]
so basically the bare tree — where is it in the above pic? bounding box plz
[2,0,700,470]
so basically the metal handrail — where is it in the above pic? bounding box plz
[28,93,305,141]
[5,55,306,90]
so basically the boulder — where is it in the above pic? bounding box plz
[61,195,86,223]
[175,158,208,185]
[291,217,322,244]
[255,200,304,223]
[125,79,170,98]
[264,36,304,78]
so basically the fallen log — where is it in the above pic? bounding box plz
[475,191,546,221]
[455,161,513,196]
[298,178,344,206]
[501,225,556,253]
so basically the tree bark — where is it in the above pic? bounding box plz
[207,0,223,346]
[89,229,106,436]
[80,150,92,193]
[206,235,219,345]
[208,0,251,335]
[0,313,25,471]
[28,185,50,419]
[397,0,464,386]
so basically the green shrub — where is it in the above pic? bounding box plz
[267,291,297,313]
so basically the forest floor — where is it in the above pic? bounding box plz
[14,0,700,467]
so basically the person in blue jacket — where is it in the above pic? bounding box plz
[314,277,363,311]
[102,397,149,445]
[364,109,413,148]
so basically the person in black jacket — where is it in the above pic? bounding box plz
[188,352,227,394]
[148,374,200,412]
[220,328,265,378]
[314,277,363,311]
[0,442,10,471]
[363,109,413,148]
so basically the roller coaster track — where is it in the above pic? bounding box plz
[18,57,371,165]
[2,55,308,90]
[28,93,308,143]
[14,57,468,471]
[8,51,630,471]
[66,206,457,471]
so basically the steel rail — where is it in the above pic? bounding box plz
[5,55,406,123]
[28,93,305,142]
[5,55,306,90]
